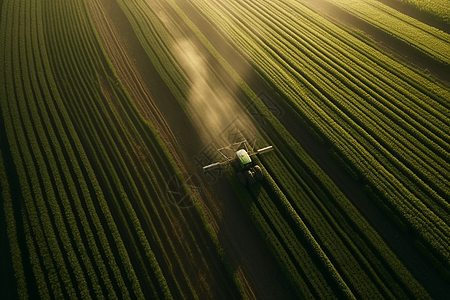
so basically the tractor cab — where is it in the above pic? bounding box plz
[236,149,252,170]
[202,137,273,186]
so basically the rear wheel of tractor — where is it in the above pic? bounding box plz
[237,172,246,186]
[246,170,256,186]
[254,165,263,181]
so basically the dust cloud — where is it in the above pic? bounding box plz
[154,7,255,146]
[173,39,256,146]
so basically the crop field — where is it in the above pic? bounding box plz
[1,0,449,299]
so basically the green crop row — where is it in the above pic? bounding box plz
[29,2,126,298]
[225,165,317,299]
[260,139,389,298]
[1,9,57,293]
[399,0,450,24]
[325,0,450,64]
[253,165,353,299]
[0,146,28,299]
[250,106,426,298]
[188,0,450,276]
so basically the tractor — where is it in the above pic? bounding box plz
[202,138,273,186]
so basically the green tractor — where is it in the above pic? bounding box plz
[203,139,273,186]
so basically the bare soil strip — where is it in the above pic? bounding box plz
[171,0,450,298]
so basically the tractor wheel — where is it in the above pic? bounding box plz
[246,170,256,186]
[237,172,246,186]
[254,165,264,181]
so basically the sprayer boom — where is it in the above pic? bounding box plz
[201,138,274,185]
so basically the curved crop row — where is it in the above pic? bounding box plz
[0,140,28,299]
[325,0,450,64]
